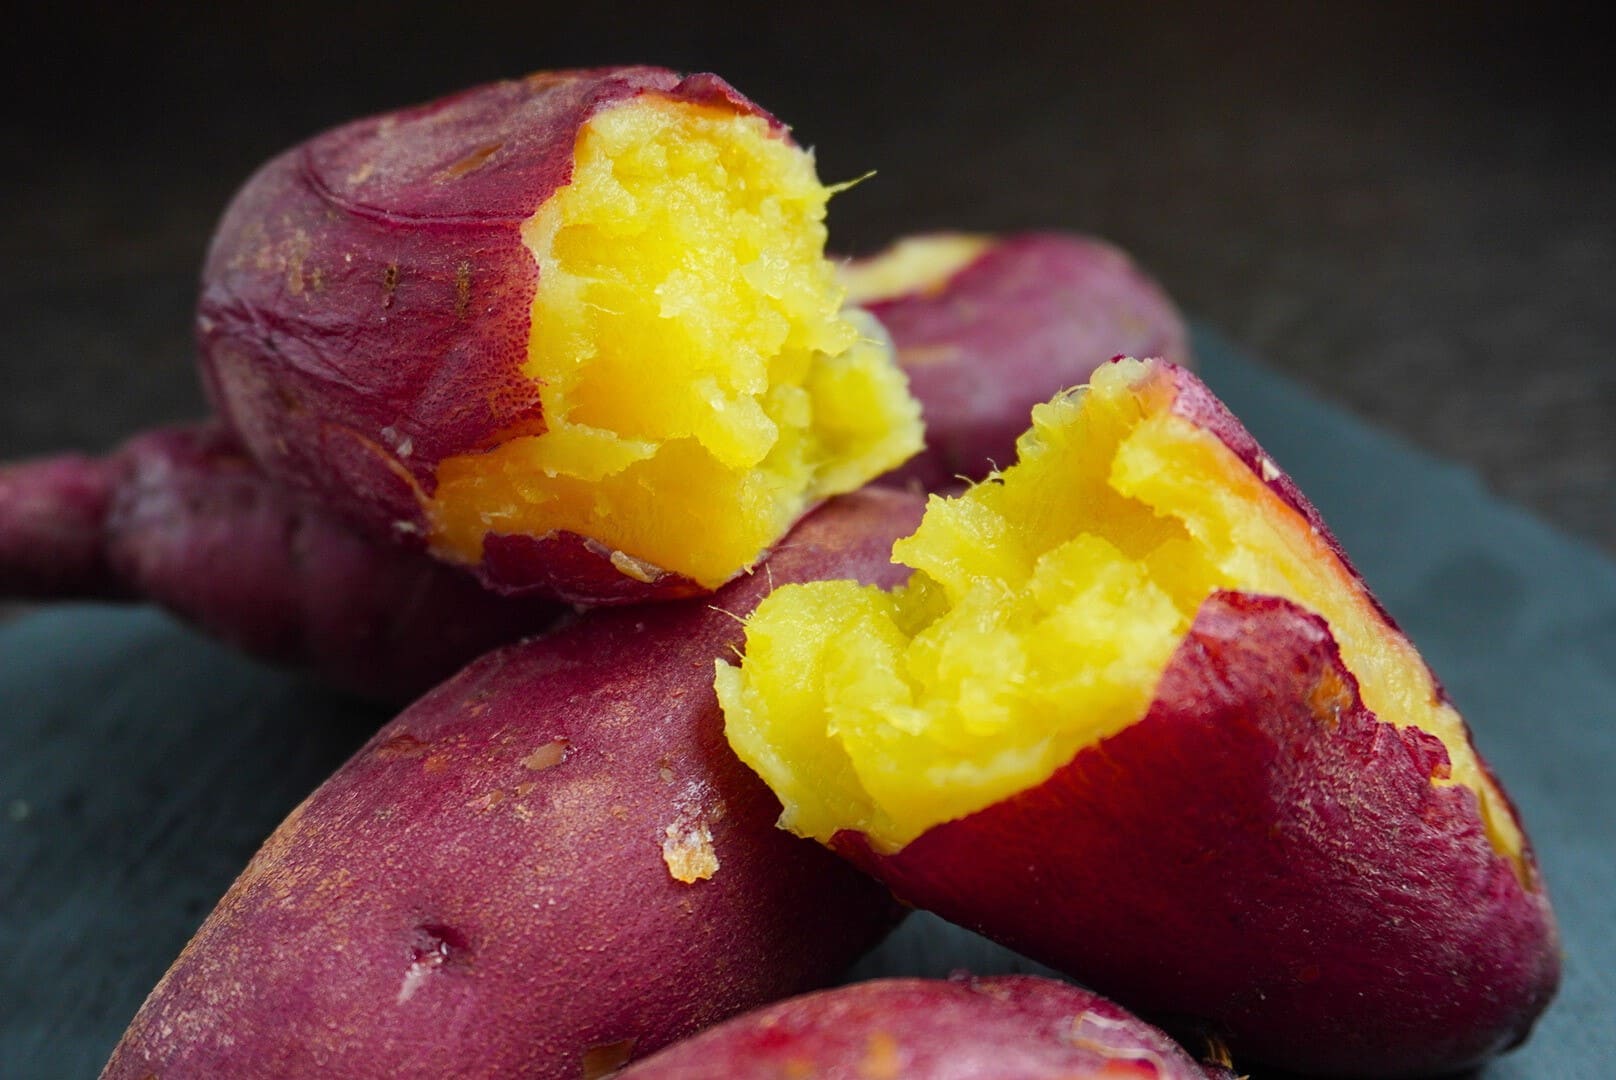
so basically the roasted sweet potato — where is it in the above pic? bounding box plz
[199,66,921,604]
[718,358,1559,1076]
[102,488,924,1080]
[617,975,1231,1079]
[0,425,562,703]
[841,232,1190,489]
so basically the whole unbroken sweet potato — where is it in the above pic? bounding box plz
[0,426,562,703]
[841,232,1191,490]
[617,975,1233,1079]
[198,66,921,605]
[718,358,1559,1077]
[102,488,923,1080]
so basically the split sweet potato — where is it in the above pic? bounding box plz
[198,66,921,604]
[0,426,561,703]
[102,488,923,1080]
[841,231,1190,489]
[617,974,1232,1079]
[718,357,1559,1077]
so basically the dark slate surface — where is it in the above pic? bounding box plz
[3,330,1611,1078]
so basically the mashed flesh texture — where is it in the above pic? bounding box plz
[427,98,921,588]
[717,358,1519,860]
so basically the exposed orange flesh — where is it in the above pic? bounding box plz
[717,358,1520,859]
[427,98,922,588]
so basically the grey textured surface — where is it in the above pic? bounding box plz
[1,4,1613,554]
[3,332,1611,1078]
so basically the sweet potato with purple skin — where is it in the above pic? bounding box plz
[617,975,1231,1079]
[840,232,1190,489]
[0,452,126,600]
[102,488,923,1080]
[199,66,920,605]
[719,358,1559,1077]
[0,426,562,703]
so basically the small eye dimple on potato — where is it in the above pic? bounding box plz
[616,974,1233,1079]
[197,66,922,605]
[718,357,1559,1077]
[101,488,923,1080]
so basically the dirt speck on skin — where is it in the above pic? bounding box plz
[1306,666,1352,731]
[382,263,400,308]
[581,1038,635,1079]
[662,819,719,883]
[661,781,727,882]
[437,141,503,181]
[860,1030,902,1079]
[373,732,430,759]
[455,261,472,319]
[609,549,662,583]
[522,739,570,772]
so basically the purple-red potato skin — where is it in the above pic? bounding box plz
[863,233,1191,489]
[833,593,1558,1077]
[617,975,1225,1080]
[102,489,923,1080]
[0,453,125,599]
[196,67,772,604]
[817,363,1558,1076]
[0,426,563,703]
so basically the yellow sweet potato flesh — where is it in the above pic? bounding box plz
[836,233,991,303]
[718,358,1517,857]
[428,99,921,587]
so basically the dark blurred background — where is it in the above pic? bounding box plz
[4,9,1615,1076]
[3,2,1612,551]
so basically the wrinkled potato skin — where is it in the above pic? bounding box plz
[865,233,1190,490]
[102,489,922,1080]
[197,67,772,603]
[618,975,1225,1079]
